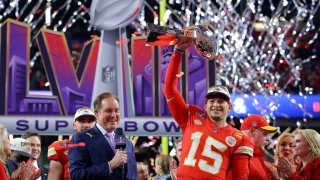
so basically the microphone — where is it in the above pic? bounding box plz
[115,127,126,150]
[114,127,126,180]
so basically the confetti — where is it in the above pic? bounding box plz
[176,72,184,77]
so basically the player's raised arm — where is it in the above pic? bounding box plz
[163,36,193,127]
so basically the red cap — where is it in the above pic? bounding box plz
[241,114,277,132]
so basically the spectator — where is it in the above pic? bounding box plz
[265,132,296,179]
[7,138,32,174]
[278,129,320,179]
[153,155,172,180]
[274,133,296,165]
[9,138,32,163]
[169,137,182,180]
[137,162,149,180]
[68,92,138,179]
[0,124,40,180]
[22,132,48,180]
[0,123,11,180]
[47,107,96,180]
[173,137,182,162]
[163,36,253,179]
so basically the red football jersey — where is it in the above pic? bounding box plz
[176,105,254,180]
[48,140,70,180]
[227,147,269,180]
[164,51,253,179]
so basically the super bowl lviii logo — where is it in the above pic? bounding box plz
[0,19,214,135]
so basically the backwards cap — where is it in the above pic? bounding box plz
[10,138,32,157]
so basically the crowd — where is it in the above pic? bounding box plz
[1,37,320,180]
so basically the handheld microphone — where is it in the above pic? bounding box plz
[115,127,126,150]
[115,127,126,180]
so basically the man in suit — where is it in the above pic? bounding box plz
[68,92,138,180]
[47,107,96,180]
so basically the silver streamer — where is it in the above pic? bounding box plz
[133,0,320,126]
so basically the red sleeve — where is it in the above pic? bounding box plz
[48,140,69,164]
[288,172,303,180]
[163,51,188,128]
[231,154,250,180]
[0,163,9,180]
[311,165,320,180]
[288,158,320,180]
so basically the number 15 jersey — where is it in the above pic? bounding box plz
[177,105,254,180]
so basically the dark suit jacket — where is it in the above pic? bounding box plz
[68,125,138,180]
[41,166,48,180]
[6,159,18,175]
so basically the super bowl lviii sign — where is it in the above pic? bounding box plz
[0,19,214,135]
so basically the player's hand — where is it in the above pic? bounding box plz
[175,36,193,51]
[264,161,279,180]
[109,150,127,170]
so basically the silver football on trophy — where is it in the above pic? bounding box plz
[192,25,218,60]
[146,23,218,60]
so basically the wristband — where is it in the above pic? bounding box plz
[174,48,184,55]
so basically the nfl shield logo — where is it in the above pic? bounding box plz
[102,65,115,83]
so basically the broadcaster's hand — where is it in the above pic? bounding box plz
[109,150,127,170]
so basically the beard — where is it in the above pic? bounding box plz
[209,115,223,122]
